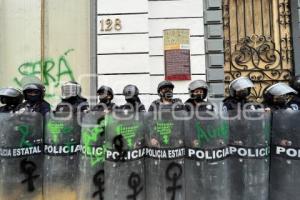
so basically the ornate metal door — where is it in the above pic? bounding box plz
[223,0,293,101]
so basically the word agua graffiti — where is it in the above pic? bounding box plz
[154,122,174,145]
[195,121,229,146]
[14,49,75,98]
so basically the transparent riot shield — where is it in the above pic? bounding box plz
[270,110,300,200]
[145,111,186,200]
[104,111,146,200]
[228,111,271,200]
[77,111,107,200]
[43,112,81,200]
[185,111,230,200]
[0,112,43,200]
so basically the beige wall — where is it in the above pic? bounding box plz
[0,0,91,107]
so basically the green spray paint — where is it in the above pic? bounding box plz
[47,121,73,144]
[82,119,106,167]
[17,125,32,147]
[13,49,75,98]
[195,121,229,146]
[115,124,140,149]
[154,122,174,145]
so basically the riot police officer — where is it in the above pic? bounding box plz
[263,82,299,110]
[185,80,213,112]
[223,77,256,111]
[55,81,89,112]
[17,82,51,115]
[92,85,117,113]
[289,75,300,105]
[148,80,184,112]
[119,84,146,112]
[0,87,23,113]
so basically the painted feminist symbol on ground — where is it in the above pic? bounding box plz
[154,122,174,145]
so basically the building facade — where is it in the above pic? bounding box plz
[0,0,300,108]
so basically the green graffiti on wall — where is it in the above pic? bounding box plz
[13,49,75,98]
[154,122,174,145]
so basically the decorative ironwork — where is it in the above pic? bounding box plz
[279,0,291,28]
[231,35,281,71]
[223,0,294,102]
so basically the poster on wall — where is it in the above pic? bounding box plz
[164,29,191,81]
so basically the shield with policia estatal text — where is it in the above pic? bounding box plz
[145,111,186,200]
[0,112,43,200]
[43,112,81,200]
[270,110,300,200]
[104,111,146,200]
[228,110,271,200]
[184,111,230,200]
[77,111,107,200]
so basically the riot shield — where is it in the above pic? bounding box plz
[184,111,230,200]
[228,111,271,200]
[270,110,300,200]
[0,112,43,200]
[145,111,186,200]
[43,112,81,200]
[78,111,107,200]
[104,111,146,200]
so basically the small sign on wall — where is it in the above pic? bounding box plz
[164,29,191,81]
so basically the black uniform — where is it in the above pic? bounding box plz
[119,101,146,112]
[55,96,89,112]
[185,98,214,112]
[17,100,51,116]
[0,104,19,113]
[223,97,257,111]
[91,102,117,112]
[16,83,51,116]
[148,98,185,112]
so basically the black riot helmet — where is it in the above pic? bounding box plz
[97,85,114,104]
[157,80,174,100]
[157,80,174,93]
[22,83,45,102]
[290,75,300,93]
[123,85,139,100]
[0,87,23,105]
[188,80,208,101]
